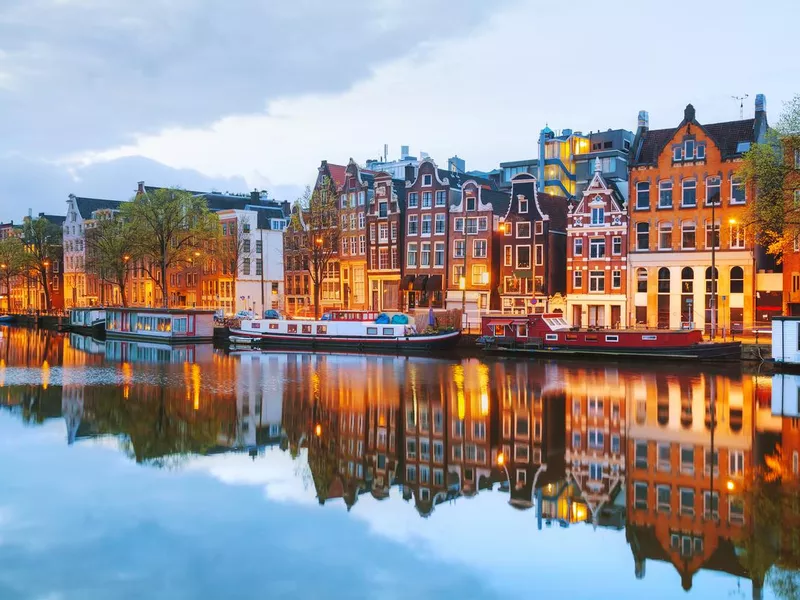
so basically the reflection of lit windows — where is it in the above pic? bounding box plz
[657,485,671,513]
[406,439,417,459]
[406,466,417,482]
[680,488,695,516]
[589,463,602,480]
[572,432,581,448]
[634,481,647,509]
[588,429,604,449]
[657,443,671,472]
[729,450,744,477]
[634,441,648,469]
[611,435,620,454]
[703,491,719,519]
[681,446,694,474]
[473,422,486,440]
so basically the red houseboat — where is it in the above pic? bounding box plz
[478,313,740,361]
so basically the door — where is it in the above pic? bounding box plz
[611,305,621,328]
[588,305,604,328]
[372,290,379,311]
[572,305,582,328]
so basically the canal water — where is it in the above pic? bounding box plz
[0,327,798,600]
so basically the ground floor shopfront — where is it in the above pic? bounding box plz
[401,273,444,311]
[628,252,757,332]
[565,295,627,328]
[367,274,400,312]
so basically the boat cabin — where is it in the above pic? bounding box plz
[105,307,215,343]
[323,310,380,322]
[773,317,800,366]
[69,307,106,328]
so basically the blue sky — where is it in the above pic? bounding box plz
[1,0,798,222]
[0,414,757,600]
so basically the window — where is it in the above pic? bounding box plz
[454,217,464,233]
[390,222,396,240]
[350,214,356,230]
[243,258,250,275]
[730,177,746,204]
[684,139,695,159]
[588,429,604,449]
[407,243,418,267]
[516,246,531,269]
[730,224,745,249]
[466,218,478,235]
[473,239,487,258]
[472,264,487,285]
[378,223,389,242]
[680,488,695,516]
[341,215,348,230]
[730,266,744,293]
[611,434,620,453]
[359,212,366,229]
[673,146,683,161]
[359,235,366,255]
[658,222,673,250]
[704,491,719,519]
[454,240,466,259]
[589,238,605,258]
[705,221,720,249]
[589,463,603,481]
[408,215,418,235]
[504,245,512,266]
[478,217,488,231]
[408,192,418,208]
[680,446,694,474]
[573,270,583,288]
[657,443,671,471]
[681,221,696,249]
[453,265,465,286]
[434,242,445,267]
[612,236,622,255]
[635,441,648,469]
[574,237,584,256]
[591,206,604,225]
[420,242,431,267]
[535,244,543,266]
[705,176,721,205]
[634,482,648,509]
[435,190,446,206]
[421,214,432,235]
[572,431,581,448]
[422,192,432,208]
[657,485,671,513]
[682,179,697,207]
[704,448,719,475]
[696,143,706,159]
[466,196,476,211]
[612,270,621,289]
[659,180,673,208]
[636,222,650,251]
[517,222,531,238]
[422,174,432,186]
[589,271,605,292]
[729,449,744,477]
[435,213,446,234]
[636,268,647,292]
[636,182,650,210]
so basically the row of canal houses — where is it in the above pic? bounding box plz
[287,94,786,330]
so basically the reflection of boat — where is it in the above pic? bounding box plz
[105,308,215,343]
[230,310,460,352]
[104,339,210,363]
[478,313,741,361]
[69,333,106,355]
[68,307,106,337]
[772,316,800,369]
[0,315,13,323]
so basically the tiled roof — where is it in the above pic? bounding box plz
[255,208,289,230]
[480,188,511,216]
[537,193,568,231]
[73,197,123,220]
[632,118,757,166]
[40,213,66,225]
[326,164,347,190]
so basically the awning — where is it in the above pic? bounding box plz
[400,275,415,291]
[510,319,529,325]
[412,275,428,291]
[486,319,513,327]
[426,274,443,292]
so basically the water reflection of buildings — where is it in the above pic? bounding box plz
[626,370,753,593]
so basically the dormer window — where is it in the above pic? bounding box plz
[422,174,432,186]
[519,198,528,213]
[735,141,750,154]
[673,146,683,161]
[696,143,706,159]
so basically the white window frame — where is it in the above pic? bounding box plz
[516,222,531,238]
[434,242,445,267]
[516,245,531,269]
[407,215,418,236]
[504,245,512,266]
[453,239,466,259]
[422,174,432,187]
[682,179,697,207]
[434,213,446,235]
[420,242,431,267]
[705,176,722,206]
[612,270,621,289]
[589,237,605,259]
[659,180,673,208]
[612,236,622,256]
[730,176,746,204]
[589,271,605,293]
[573,270,582,288]
[407,243,418,268]
[573,237,583,256]
[519,198,528,213]
[658,222,673,251]
[472,239,487,258]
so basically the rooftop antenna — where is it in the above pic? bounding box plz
[732,94,748,119]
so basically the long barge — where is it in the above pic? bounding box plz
[478,313,741,361]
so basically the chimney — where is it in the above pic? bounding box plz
[637,110,649,132]
[384,143,388,162]
[684,104,696,123]
[250,190,260,203]
[281,200,291,217]
[404,163,416,183]
[137,181,145,194]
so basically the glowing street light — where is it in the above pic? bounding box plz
[496,452,505,466]
[314,423,322,437]
[726,480,735,491]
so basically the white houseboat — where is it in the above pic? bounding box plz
[105,307,215,343]
[229,310,460,352]
[68,307,106,336]
[772,317,800,368]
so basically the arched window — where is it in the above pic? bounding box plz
[658,267,670,293]
[681,267,694,322]
[705,266,719,294]
[681,267,694,284]
[637,268,647,293]
[730,266,744,293]
[636,222,650,251]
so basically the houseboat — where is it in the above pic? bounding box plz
[68,307,106,337]
[105,307,215,343]
[478,313,741,361]
[229,310,460,352]
[772,317,800,370]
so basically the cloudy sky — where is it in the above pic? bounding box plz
[1,0,798,222]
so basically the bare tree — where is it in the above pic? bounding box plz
[84,211,136,306]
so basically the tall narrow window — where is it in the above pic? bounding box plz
[637,268,647,293]
[705,220,720,249]
[574,237,584,256]
[658,222,673,250]
[636,182,650,210]
[705,176,721,206]
[681,221,696,250]
[730,177,746,204]
[730,223,745,249]
[659,180,673,208]
[730,266,744,293]
[636,222,650,251]
[682,179,697,207]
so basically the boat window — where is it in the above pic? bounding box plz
[367,327,378,335]
[302,324,312,334]
[545,334,558,341]
[269,323,279,330]
[565,334,578,341]
[251,322,261,329]
[585,335,598,342]
[383,328,394,335]
[642,335,657,341]
[517,325,528,337]
[494,325,505,337]
[605,335,619,342]
[288,324,297,333]
[316,325,327,334]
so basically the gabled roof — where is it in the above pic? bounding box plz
[479,187,511,216]
[325,163,347,190]
[39,213,66,225]
[71,196,123,220]
[537,194,568,231]
[632,109,758,167]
